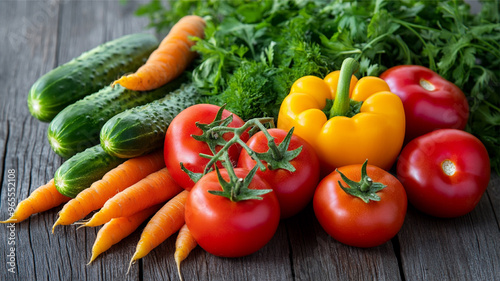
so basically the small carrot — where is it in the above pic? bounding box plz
[52,150,165,232]
[1,179,71,223]
[112,15,206,91]
[88,204,162,264]
[128,190,189,269]
[175,224,197,281]
[82,167,183,227]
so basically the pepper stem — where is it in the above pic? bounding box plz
[330,58,360,118]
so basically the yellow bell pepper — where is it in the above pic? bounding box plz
[277,58,405,175]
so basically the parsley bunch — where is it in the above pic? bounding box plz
[135,0,500,172]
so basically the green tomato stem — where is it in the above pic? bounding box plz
[254,121,282,161]
[231,178,244,202]
[360,177,373,192]
[330,58,359,118]
[337,160,387,203]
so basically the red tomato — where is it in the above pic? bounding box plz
[185,168,280,257]
[164,104,247,190]
[313,163,407,248]
[237,129,320,218]
[397,129,490,218]
[380,65,469,142]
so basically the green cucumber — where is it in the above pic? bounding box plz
[47,76,186,158]
[54,145,126,198]
[28,33,158,122]
[100,83,199,158]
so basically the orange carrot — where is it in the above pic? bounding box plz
[129,190,189,269]
[175,224,197,281]
[113,15,206,91]
[88,204,162,264]
[82,167,183,227]
[1,179,71,223]
[52,150,165,232]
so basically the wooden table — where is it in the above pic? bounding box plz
[1,1,499,280]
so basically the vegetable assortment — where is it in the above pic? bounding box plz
[28,33,159,122]
[54,145,126,198]
[52,150,166,230]
[137,0,500,172]
[47,79,185,158]
[1,0,499,280]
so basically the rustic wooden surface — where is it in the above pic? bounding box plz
[1,1,499,280]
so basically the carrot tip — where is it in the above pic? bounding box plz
[176,260,184,281]
[0,218,17,224]
[51,218,62,233]
[87,255,97,265]
[126,257,137,275]
[76,224,87,230]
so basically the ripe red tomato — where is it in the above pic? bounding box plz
[397,129,490,218]
[185,168,281,257]
[164,104,248,190]
[380,65,469,142]
[237,129,320,218]
[313,162,407,248]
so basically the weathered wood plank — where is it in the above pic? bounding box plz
[0,1,151,280]
[287,204,402,280]
[142,220,292,281]
[0,1,61,280]
[104,0,154,41]
[0,0,60,121]
[397,175,500,281]
[486,174,500,228]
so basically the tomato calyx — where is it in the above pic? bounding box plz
[179,105,245,183]
[337,160,387,203]
[191,104,234,154]
[208,155,272,202]
[191,109,303,179]
[180,105,304,201]
[253,127,302,172]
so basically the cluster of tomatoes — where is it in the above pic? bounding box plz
[162,64,491,257]
[163,104,322,257]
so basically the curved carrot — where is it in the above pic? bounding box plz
[129,190,189,268]
[175,224,197,281]
[82,167,183,227]
[88,204,162,264]
[113,15,206,91]
[52,150,165,232]
[1,179,71,223]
